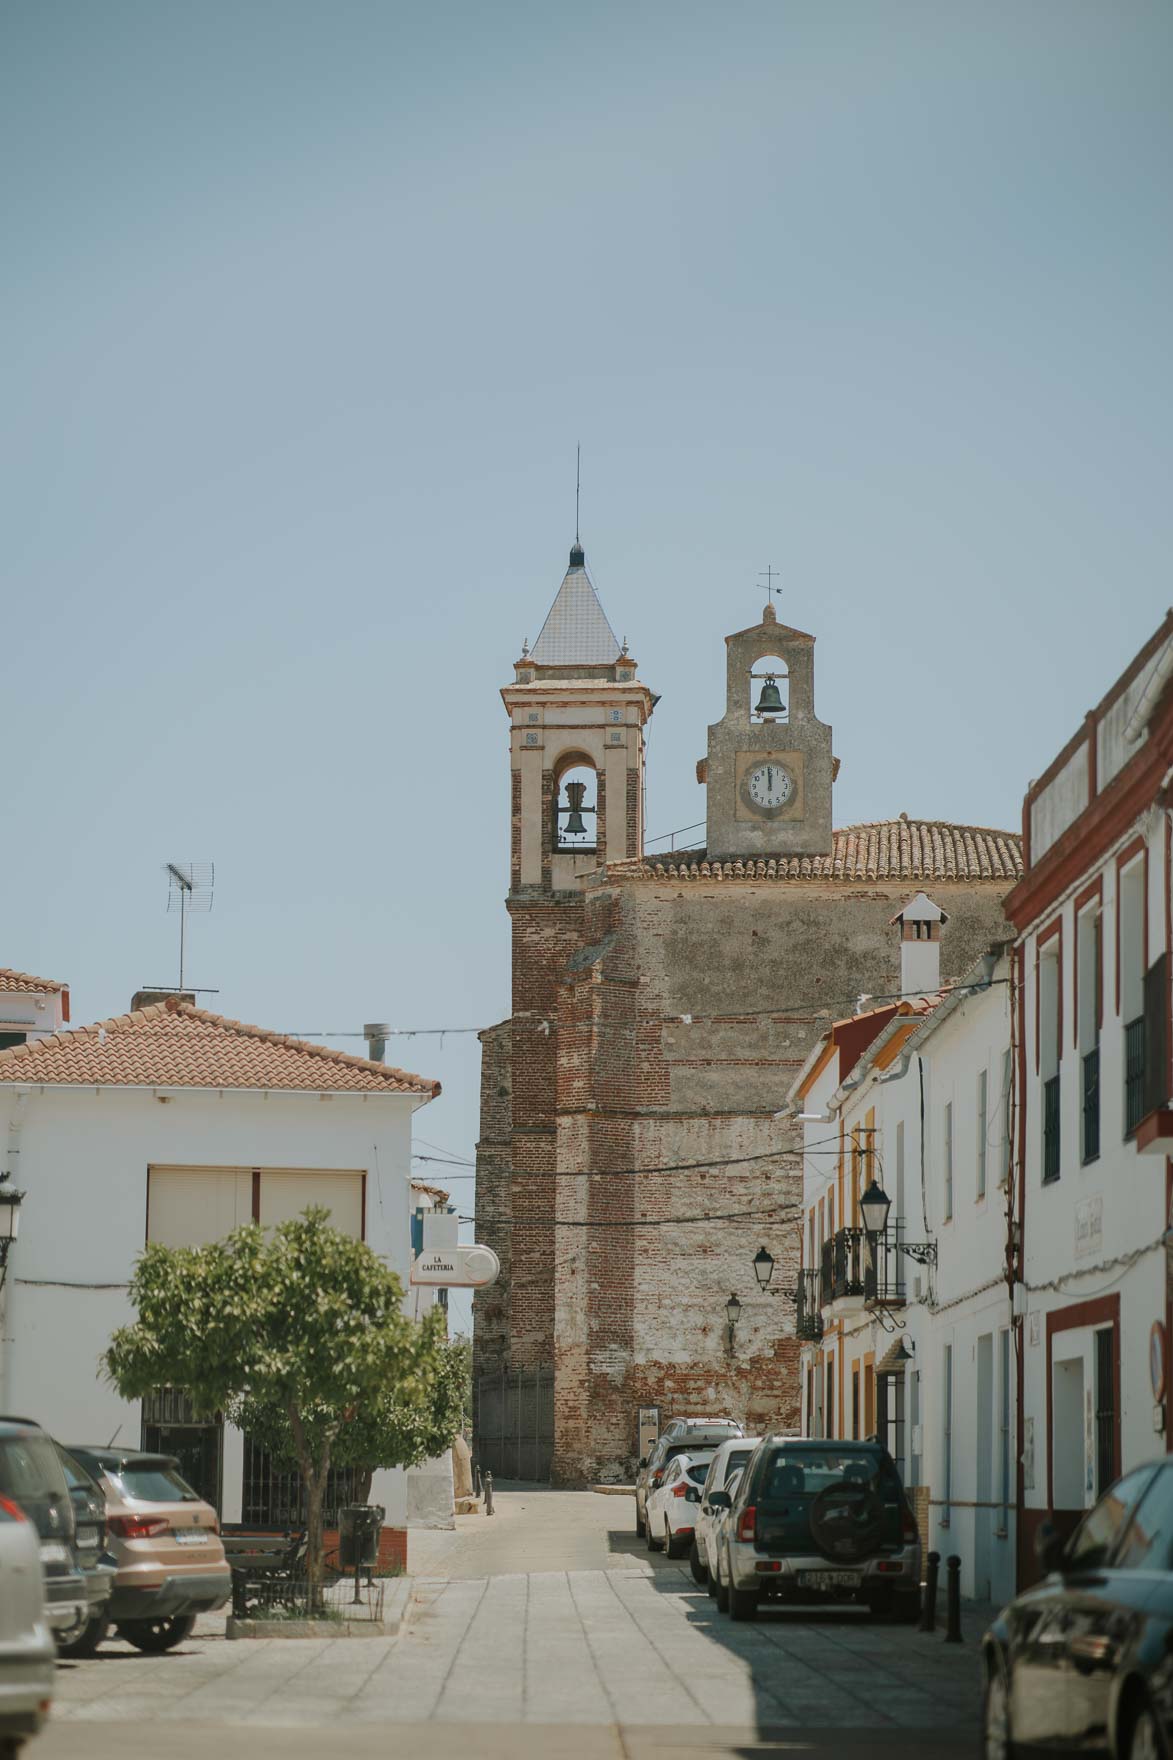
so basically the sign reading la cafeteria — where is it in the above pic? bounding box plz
[410,1243,501,1289]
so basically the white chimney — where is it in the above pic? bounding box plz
[891,892,947,1000]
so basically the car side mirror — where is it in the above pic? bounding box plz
[708,1489,731,1510]
[638,1457,647,1470]
[1035,1521,1067,1576]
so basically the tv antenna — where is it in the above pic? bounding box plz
[165,862,214,989]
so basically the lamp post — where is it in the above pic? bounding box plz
[753,1246,774,1291]
[725,1292,741,1353]
[0,1187,24,1290]
[860,1178,937,1266]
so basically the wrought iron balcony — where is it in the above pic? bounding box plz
[819,1225,905,1308]
[1125,1015,1146,1139]
[1082,1046,1100,1164]
[795,1268,823,1341]
[1043,1074,1061,1183]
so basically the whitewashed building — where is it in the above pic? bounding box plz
[0,968,70,1048]
[1005,611,1173,1584]
[0,993,439,1566]
[789,906,1017,1604]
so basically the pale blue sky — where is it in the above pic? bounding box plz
[3,2,1171,1287]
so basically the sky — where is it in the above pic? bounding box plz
[3,1,1171,1329]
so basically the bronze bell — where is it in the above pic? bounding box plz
[563,780,588,836]
[754,675,785,717]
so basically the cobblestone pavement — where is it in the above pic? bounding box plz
[35,1488,988,1759]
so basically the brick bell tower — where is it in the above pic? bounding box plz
[474,540,656,1417]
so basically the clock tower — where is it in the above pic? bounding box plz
[702,602,834,859]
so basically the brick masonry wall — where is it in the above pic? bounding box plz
[482,864,1014,1482]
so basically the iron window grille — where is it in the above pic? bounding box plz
[1042,1075,1061,1182]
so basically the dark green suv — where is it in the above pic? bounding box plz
[712,1436,922,1622]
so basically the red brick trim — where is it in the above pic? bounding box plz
[1045,1293,1121,1512]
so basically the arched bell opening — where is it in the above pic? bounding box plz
[552,757,598,853]
[749,654,789,723]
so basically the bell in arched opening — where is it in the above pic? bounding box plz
[754,674,786,719]
[563,780,588,837]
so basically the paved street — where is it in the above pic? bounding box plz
[36,1488,987,1760]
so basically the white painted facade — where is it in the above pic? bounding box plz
[1015,807,1170,1540]
[0,1079,425,1531]
[793,945,1018,1604]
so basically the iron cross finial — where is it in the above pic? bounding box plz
[758,565,782,610]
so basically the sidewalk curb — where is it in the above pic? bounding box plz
[591,1485,635,1496]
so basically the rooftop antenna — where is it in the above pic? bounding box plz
[165,862,214,990]
[575,443,581,545]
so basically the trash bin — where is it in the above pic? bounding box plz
[339,1504,384,1571]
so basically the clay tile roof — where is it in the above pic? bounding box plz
[615,818,1022,884]
[0,968,67,994]
[411,1181,451,1206]
[0,999,440,1096]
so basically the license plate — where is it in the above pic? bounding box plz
[39,1541,71,1565]
[796,1570,862,1591]
[76,1524,100,1546]
[175,1529,208,1546]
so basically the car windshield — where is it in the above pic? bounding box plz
[723,1449,752,1479]
[761,1449,897,1499]
[110,1463,201,1503]
[0,1434,68,1503]
[54,1446,97,1493]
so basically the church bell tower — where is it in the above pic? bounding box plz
[503,541,656,893]
[702,601,834,860]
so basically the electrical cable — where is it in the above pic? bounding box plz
[461,1198,804,1230]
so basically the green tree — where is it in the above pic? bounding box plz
[235,1323,467,1505]
[104,1208,435,1592]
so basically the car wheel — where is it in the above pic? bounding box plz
[706,1565,718,1599]
[729,1586,759,1621]
[116,1614,196,1654]
[715,1554,730,1613]
[57,1611,110,1658]
[981,1656,1015,1760]
[1125,1702,1169,1760]
[689,1539,709,1585]
[0,1738,23,1760]
[666,1525,689,1560]
[646,1513,663,1552]
[635,1499,645,1539]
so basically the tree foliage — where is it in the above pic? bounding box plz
[104,1208,439,1585]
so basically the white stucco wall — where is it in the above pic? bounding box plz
[0,1083,421,1529]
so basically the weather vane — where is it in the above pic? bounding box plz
[759,565,782,610]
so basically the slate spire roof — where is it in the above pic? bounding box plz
[529,542,622,666]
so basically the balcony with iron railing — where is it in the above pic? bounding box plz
[795,1267,823,1341]
[819,1224,905,1311]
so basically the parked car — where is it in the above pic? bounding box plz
[69,1447,230,1653]
[692,1435,762,1585]
[52,1443,115,1658]
[0,1419,87,1642]
[636,1424,747,1538]
[714,1436,921,1622]
[708,1466,745,1610]
[645,1453,714,1559]
[982,1456,1173,1760]
[659,1416,743,1446]
[0,1490,55,1756]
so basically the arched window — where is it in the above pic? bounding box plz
[749,655,789,723]
[553,759,597,852]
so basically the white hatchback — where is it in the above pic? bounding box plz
[645,1453,714,1559]
[692,1436,761,1585]
[0,1492,56,1753]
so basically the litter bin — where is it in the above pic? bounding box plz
[339,1504,384,1571]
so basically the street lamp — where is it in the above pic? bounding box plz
[0,1187,25,1287]
[859,1179,891,1238]
[753,1246,774,1291]
[725,1291,741,1354]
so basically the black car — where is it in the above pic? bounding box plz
[52,1442,114,1657]
[0,1419,87,1641]
[983,1457,1173,1758]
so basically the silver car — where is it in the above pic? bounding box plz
[0,1492,56,1754]
[715,1437,922,1622]
[692,1435,761,1585]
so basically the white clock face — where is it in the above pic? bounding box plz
[747,761,794,809]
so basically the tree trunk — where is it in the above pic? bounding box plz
[355,1466,374,1505]
[304,1469,325,1611]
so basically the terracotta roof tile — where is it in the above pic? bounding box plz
[0,968,67,994]
[615,818,1022,885]
[0,999,440,1096]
